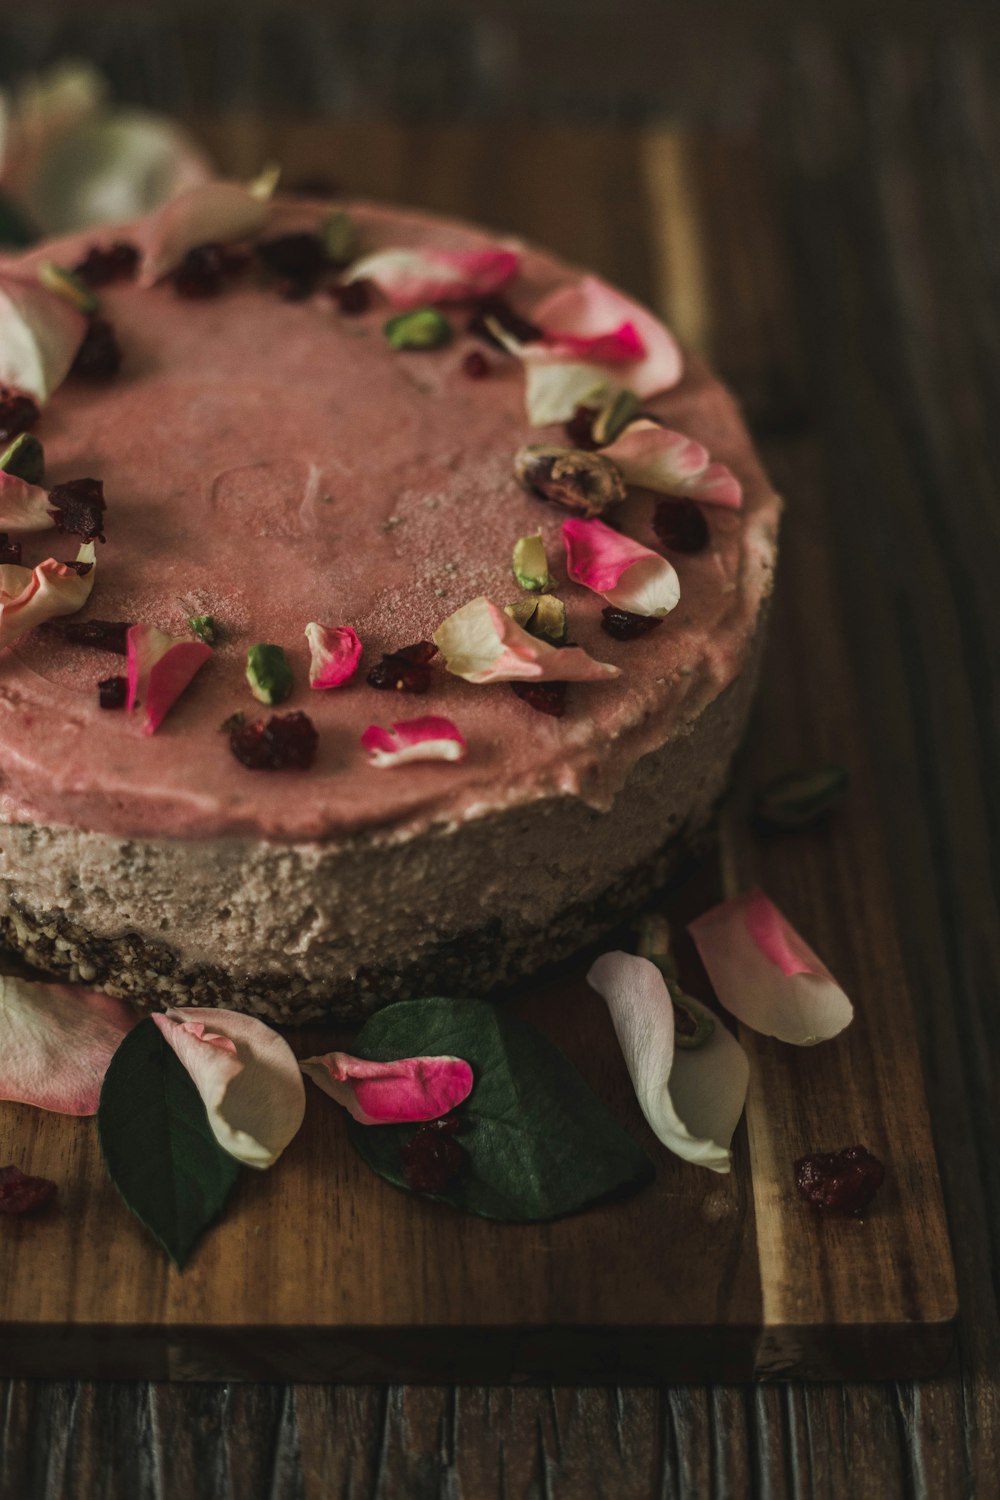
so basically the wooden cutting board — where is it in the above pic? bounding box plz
[0,123,957,1384]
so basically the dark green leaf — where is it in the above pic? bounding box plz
[753,764,850,833]
[346,996,653,1221]
[98,1018,241,1267]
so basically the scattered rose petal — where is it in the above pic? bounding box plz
[587,952,749,1174]
[0,469,54,532]
[485,327,611,427]
[152,1008,305,1169]
[0,541,96,650]
[361,715,467,767]
[137,179,274,286]
[0,972,137,1115]
[540,320,645,365]
[305,621,362,689]
[533,278,682,392]
[0,273,86,402]
[563,516,680,617]
[344,246,519,307]
[688,888,854,1045]
[601,419,743,508]
[300,1051,473,1125]
[125,621,212,734]
[434,595,620,684]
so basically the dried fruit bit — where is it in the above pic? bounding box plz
[69,317,122,381]
[56,618,130,654]
[255,232,328,294]
[172,243,230,298]
[401,1117,467,1195]
[564,404,600,449]
[330,279,371,315]
[462,350,490,379]
[795,1145,885,1216]
[504,593,567,645]
[511,681,567,717]
[0,534,21,564]
[0,390,39,444]
[321,209,360,267]
[514,444,625,518]
[73,242,139,287]
[601,606,664,640]
[591,388,642,446]
[366,640,438,694]
[653,497,710,555]
[468,296,541,349]
[0,1164,57,1215]
[0,432,44,485]
[229,711,318,771]
[47,477,107,543]
[753,765,850,834]
[511,532,552,592]
[246,643,294,705]
[383,307,452,352]
[37,261,100,316]
[188,613,219,646]
[98,675,127,709]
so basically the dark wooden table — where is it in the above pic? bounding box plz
[3,18,1000,1498]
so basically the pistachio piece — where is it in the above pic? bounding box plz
[37,261,100,316]
[0,432,44,485]
[511,532,552,592]
[321,208,360,266]
[245,644,293,705]
[219,711,246,733]
[591,388,642,446]
[636,911,678,983]
[189,614,220,646]
[503,592,567,646]
[514,444,626,517]
[753,764,850,833]
[669,987,715,1050]
[384,307,452,351]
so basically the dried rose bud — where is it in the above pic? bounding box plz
[514,444,626,518]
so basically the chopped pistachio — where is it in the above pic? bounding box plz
[321,208,359,265]
[591,389,642,446]
[37,259,100,316]
[636,912,678,983]
[384,307,452,352]
[753,764,850,833]
[514,444,626,517]
[245,643,293,705]
[189,614,220,646]
[669,988,715,1050]
[511,532,552,592]
[219,711,246,733]
[504,592,567,646]
[0,432,44,485]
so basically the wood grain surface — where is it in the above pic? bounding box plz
[3,21,1000,1496]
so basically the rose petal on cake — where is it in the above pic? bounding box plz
[0,273,86,402]
[0,973,137,1115]
[344,246,519,307]
[522,361,612,427]
[153,1008,305,1169]
[688,888,854,1045]
[361,715,467,767]
[125,622,213,734]
[305,621,362,689]
[0,469,55,532]
[531,276,683,398]
[300,1051,473,1125]
[434,595,620,684]
[137,179,274,286]
[540,320,646,366]
[587,951,748,1173]
[0,541,96,650]
[563,516,680,617]
[600,420,743,509]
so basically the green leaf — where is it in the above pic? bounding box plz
[98,1018,241,1267]
[346,997,653,1221]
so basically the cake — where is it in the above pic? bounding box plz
[0,186,779,1023]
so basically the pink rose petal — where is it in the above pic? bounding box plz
[433,595,620,684]
[137,179,274,286]
[305,621,362,689]
[125,622,213,735]
[300,1051,473,1125]
[0,470,56,532]
[344,246,519,307]
[531,275,683,399]
[600,420,743,509]
[587,951,748,1174]
[153,1007,305,1168]
[688,888,854,1045]
[0,272,86,401]
[540,321,646,365]
[361,715,467,768]
[0,541,96,650]
[562,516,680,617]
[0,973,137,1116]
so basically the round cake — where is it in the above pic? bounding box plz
[0,188,779,1022]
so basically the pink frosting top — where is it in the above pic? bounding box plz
[0,200,779,843]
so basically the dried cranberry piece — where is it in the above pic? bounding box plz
[256,233,328,295]
[0,389,39,444]
[72,241,139,286]
[52,618,130,653]
[0,533,21,565]
[98,674,127,709]
[230,710,319,771]
[795,1145,885,1216]
[0,1164,57,1215]
[511,681,567,717]
[173,243,230,297]
[601,606,663,641]
[467,296,541,349]
[70,316,122,380]
[653,497,710,554]
[462,350,490,379]
[401,1117,466,1195]
[330,279,371,315]
[47,477,107,543]
[564,405,600,450]
[366,640,438,694]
